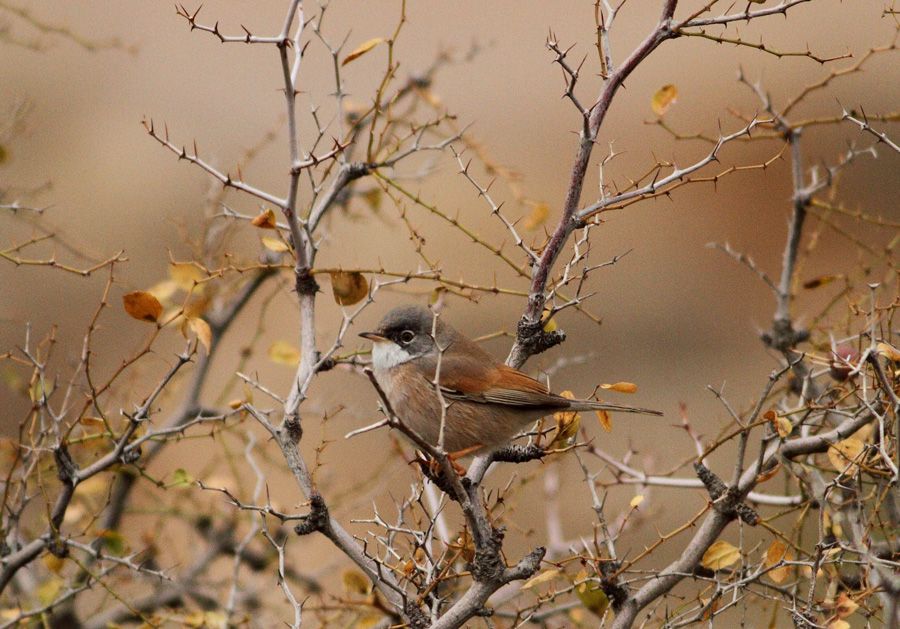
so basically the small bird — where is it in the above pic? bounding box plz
[360,305,662,457]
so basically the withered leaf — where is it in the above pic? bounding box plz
[261,236,289,253]
[523,202,550,231]
[521,568,560,590]
[330,271,368,306]
[834,593,858,619]
[827,438,864,476]
[342,37,386,66]
[122,291,163,323]
[251,208,277,229]
[651,84,678,116]
[189,317,212,353]
[764,539,793,583]
[601,382,638,394]
[764,410,792,438]
[596,409,612,432]
[802,274,841,289]
[700,540,740,570]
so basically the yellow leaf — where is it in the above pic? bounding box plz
[268,340,301,366]
[354,613,385,629]
[189,317,212,353]
[342,37,386,66]
[827,438,864,476]
[542,309,557,333]
[0,609,21,621]
[169,263,204,290]
[834,593,858,619]
[250,208,277,229]
[574,568,610,617]
[261,236,289,253]
[876,341,900,362]
[42,552,65,574]
[521,568,560,590]
[523,202,550,230]
[651,84,678,116]
[630,494,645,508]
[701,540,740,570]
[600,382,638,394]
[802,274,841,289]
[828,621,850,629]
[764,410,792,438]
[228,398,244,410]
[147,279,179,302]
[183,295,210,320]
[551,390,581,446]
[342,569,371,595]
[36,577,63,605]
[122,291,163,323]
[764,539,793,583]
[79,416,105,427]
[596,409,612,432]
[362,188,382,211]
[330,271,369,306]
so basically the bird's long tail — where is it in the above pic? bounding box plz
[567,400,663,416]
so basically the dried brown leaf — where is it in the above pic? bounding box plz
[122,291,163,323]
[342,37,385,66]
[330,271,368,306]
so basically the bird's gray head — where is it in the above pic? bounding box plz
[360,305,454,369]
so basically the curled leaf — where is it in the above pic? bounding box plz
[330,271,369,306]
[802,274,841,289]
[551,390,581,447]
[342,37,385,66]
[764,410,792,438]
[834,593,858,619]
[595,409,612,432]
[188,317,212,353]
[123,291,163,323]
[701,540,740,570]
[542,309,558,333]
[651,84,678,116]
[251,208,277,229]
[601,382,638,394]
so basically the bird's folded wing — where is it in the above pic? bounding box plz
[435,363,568,408]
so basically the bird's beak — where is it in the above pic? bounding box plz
[359,331,388,342]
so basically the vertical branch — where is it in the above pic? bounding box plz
[507,0,678,369]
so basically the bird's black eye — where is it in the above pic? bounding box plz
[398,330,415,344]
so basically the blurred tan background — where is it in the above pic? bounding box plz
[1,0,898,609]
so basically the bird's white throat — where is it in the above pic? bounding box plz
[371,341,414,370]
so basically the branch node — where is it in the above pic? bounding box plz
[293,492,328,536]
